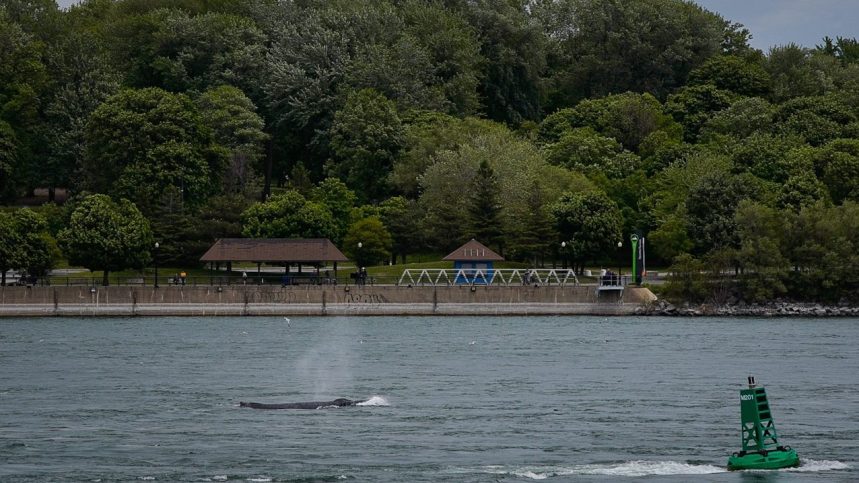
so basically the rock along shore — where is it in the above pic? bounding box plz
[638,299,859,317]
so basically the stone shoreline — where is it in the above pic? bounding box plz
[638,299,859,317]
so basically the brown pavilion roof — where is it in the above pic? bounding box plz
[442,239,504,262]
[200,238,348,263]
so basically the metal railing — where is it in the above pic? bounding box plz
[7,270,587,288]
[397,268,579,287]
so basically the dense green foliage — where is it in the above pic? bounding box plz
[0,209,54,285]
[58,194,153,285]
[2,0,859,300]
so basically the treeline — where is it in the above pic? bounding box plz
[1,0,859,300]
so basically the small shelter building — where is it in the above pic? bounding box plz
[200,238,348,284]
[443,239,504,285]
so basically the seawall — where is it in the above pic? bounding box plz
[0,285,656,316]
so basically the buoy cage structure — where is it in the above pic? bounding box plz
[727,376,800,470]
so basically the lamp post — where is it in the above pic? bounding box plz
[357,242,363,285]
[154,242,160,288]
[561,241,567,269]
[617,240,623,285]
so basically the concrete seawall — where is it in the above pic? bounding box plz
[0,285,656,316]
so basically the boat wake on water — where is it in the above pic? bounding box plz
[467,459,850,479]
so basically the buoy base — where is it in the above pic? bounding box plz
[727,447,799,470]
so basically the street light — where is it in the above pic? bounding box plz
[560,241,567,269]
[617,240,623,285]
[357,242,363,285]
[154,242,160,288]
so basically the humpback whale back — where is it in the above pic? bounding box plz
[240,398,359,409]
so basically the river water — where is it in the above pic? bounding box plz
[1,316,857,482]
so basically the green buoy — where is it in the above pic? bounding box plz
[727,376,800,470]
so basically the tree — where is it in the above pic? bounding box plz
[0,9,49,197]
[777,172,829,211]
[775,95,856,146]
[0,211,24,286]
[197,85,268,194]
[544,127,640,179]
[687,55,771,97]
[537,0,725,109]
[728,134,807,183]
[817,36,859,65]
[10,208,55,278]
[467,160,504,251]
[647,211,693,262]
[328,89,405,202]
[663,253,709,303]
[398,0,482,115]
[419,126,585,252]
[0,121,17,201]
[734,200,788,301]
[539,92,681,153]
[343,216,392,269]
[84,87,220,215]
[765,44,833,102]
[310,177,357,244]
[550,191,623,274]
[785,202,859,301]
[390,114,506,197]
[0,209,48,285]
[685,173,755,253]
[240,191,338,240]
[110,9,267,97]
[700,97,775,141]
[343,0,484,115]
[58,194,153,286]
[466,0,546,124]
[507,179,555,265]
[815,139,859,204]
[41,30,120,201]
[665,84,738,142]
[379,196,420,264]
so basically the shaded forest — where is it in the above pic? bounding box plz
[2,0,859,301]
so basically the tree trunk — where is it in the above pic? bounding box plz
[48,186,56,202]
[102,270,110,287]
[1,267,6,286]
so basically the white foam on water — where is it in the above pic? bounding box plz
[780,459,850,472]
[476,458,851,479]
[480,461,726,479]
[212,476,228,481]
[513,470,549,480]
[357,395,390,406]
[571,461,726,477]
[247,478,271,482]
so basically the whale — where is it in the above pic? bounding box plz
[239,398,363,409]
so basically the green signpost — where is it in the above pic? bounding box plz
[630,234,639,285]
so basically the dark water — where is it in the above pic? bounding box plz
[1,316,857,482]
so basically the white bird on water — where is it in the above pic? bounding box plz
[283,317,290,326]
